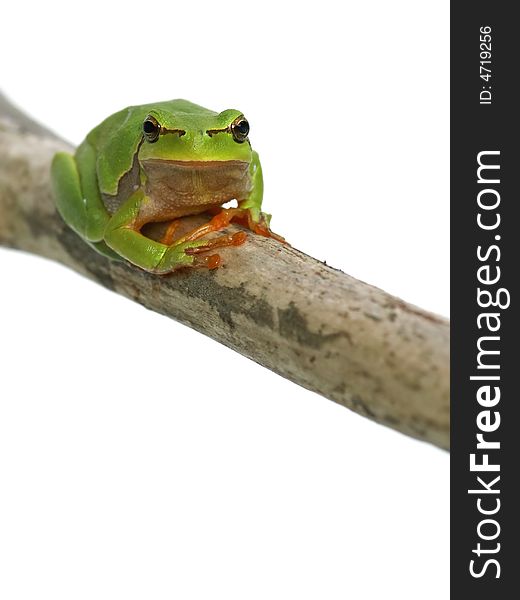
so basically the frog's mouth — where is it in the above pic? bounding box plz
[142,159,251,207]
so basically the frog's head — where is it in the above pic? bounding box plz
[137,102,252,164]
[136,101,253,207]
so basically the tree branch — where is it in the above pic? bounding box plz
[0,93,449,450]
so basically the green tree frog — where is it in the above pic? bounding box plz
[51,99,282,273]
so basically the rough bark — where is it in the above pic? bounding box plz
[0,93,450,450]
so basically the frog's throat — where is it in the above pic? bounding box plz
[141,159,252,211]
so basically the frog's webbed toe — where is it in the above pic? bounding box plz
[185,231,247,254]
[154,231,246,273]
[247,212,286,243]
[183,230,247,270]
[179,207,286,245]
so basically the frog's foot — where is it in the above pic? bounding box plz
[174,210,248,244]
[184,233,248,269]
[160,215,246,250]
[155,238,220,272]
[235,207,286,243]
[157,232,247,273]
[185,231,247,254]
[190,253,222,270]
[182,208,286,244]
[247,213,286,244]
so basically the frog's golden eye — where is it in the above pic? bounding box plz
[230,116,249,143]
[143,115,161,143]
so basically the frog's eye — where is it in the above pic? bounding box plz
[143,115,161,143]
[230,116,249,143]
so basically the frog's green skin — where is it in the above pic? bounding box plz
[51,100,275,273]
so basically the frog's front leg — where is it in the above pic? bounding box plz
[104,190,243,273]
[236,149,285,241]
[238,149,267,226]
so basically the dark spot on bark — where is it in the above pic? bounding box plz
[23,209,57,241]
[350,395,377,419]
[402,378,422,392]
[410,414,448,430]
[333,382,346,395]
[382,414,400,426]
[396,298,446,326]
[364,311,381,322]
[277,301,348,350]
[163,270,274,330]
[409,423,427,437]
[357,368,373,381]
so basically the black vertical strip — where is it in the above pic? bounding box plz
[451,3,519,596]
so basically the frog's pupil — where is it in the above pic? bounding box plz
[144,120,157,134]
[236,120,249,135]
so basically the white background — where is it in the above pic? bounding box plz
[0,1,449,598]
